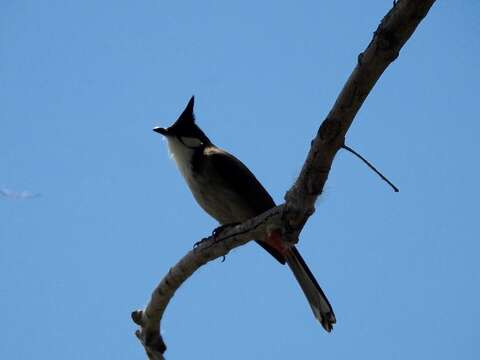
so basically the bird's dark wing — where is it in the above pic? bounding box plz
[207,148,285,264]
[207,148,276,215]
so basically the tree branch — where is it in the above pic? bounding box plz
[132,0,436,357]
[132,206,284,359]
[284,0,436,236]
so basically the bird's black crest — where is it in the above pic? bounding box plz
[176,96,195,125]
[160,96,211,145]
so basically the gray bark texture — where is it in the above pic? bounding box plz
[132,1,436,358]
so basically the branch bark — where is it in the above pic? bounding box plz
[283,0,436,236]
[131,206,284,360]
[132,0,436,358]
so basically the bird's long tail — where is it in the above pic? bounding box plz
[285,246,336,332]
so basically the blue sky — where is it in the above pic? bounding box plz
[1,1,479,359]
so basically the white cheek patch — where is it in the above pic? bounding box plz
[180,137,203,148]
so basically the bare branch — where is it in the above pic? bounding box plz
[133,0,436,357]
[132,206,283,358]
[284,0,436,236]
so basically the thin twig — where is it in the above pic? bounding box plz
[342,144,399,192]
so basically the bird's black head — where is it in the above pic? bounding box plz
[153,96,212,147]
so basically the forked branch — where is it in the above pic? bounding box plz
[132,1,436,358]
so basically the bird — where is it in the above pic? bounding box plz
[153,96,336,331]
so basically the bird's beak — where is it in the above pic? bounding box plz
[153,127,169,136]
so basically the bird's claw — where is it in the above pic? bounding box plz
[193,223,239,259]
[193,237,227,262]
[212,222,240,238]
[193,237,211,249]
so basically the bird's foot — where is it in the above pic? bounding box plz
[213,223,239,262]
[193,223,240,250]
[212,222,240,238]
[193,237,210,249]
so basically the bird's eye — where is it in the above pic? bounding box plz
[179,137,202,148]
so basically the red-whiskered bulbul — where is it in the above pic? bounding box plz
[153,96,336,331]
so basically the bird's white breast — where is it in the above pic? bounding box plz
[164,137,249,224]
[165,136,195,180]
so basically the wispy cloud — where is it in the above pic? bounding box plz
[0,188,42,200]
